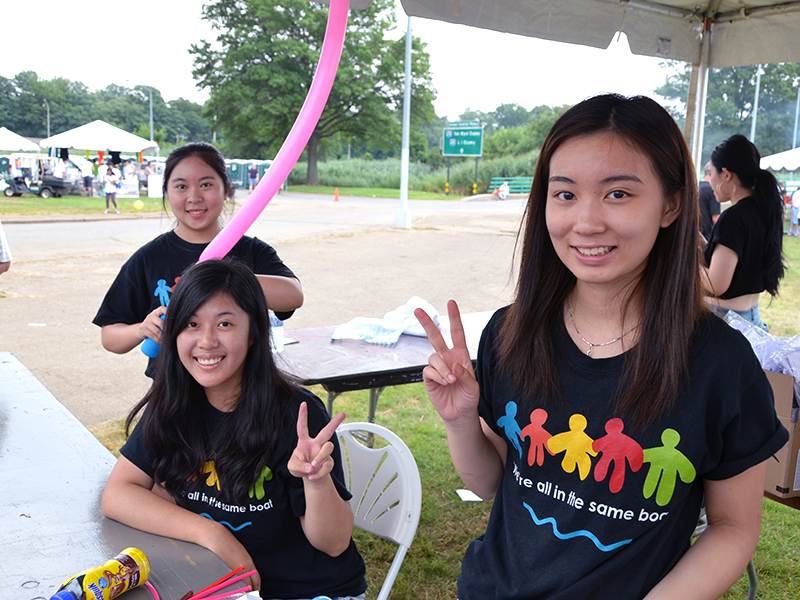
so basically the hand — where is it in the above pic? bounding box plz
[288,402,346,483]
[205,524,261,591]
[138,305,167,344]
[414,300,480,424]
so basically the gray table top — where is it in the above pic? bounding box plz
[277,311,493,392]
[0,352,231,600]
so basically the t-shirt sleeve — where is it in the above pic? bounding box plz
[120,414,157,479]
[93,251,151,327]
[237,236,299,321]
[711,208,747,258]
[279,389,352,517]
[702,329,789,481]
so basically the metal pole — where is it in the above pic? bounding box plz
[395,15,412,229]
[149,87,154,142]
[43,99,50,138]
[793,85,800,149]
[750,65,762,142]
[691,28,710,170]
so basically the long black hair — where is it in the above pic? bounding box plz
[126,259,295,503]
[499,94,706,430]
[710,133,785,296]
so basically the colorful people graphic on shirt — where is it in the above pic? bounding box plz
[520,408,554,467]
[642,428,696,506]
[592,418,644,493]
[154,278,171,307]
[546,414,597,480]
[498,401,524,458]
[249,465,274,500]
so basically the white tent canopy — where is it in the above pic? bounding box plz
[39,120,158,153]
[761,146,800,172]
[393,0,800,167]
[0,127,40,152]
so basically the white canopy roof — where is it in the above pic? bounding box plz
[398,0,800,69]
[761,146,800,172]
[39,120,158,153]
[0,127,40,152]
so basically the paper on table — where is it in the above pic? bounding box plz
[456,489,483,502]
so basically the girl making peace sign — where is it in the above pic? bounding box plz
[101,259,366,600]
[416,94,787,600]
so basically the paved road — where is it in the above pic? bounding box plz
[0,192,525,426]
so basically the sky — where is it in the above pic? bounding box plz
[3,0,670,122]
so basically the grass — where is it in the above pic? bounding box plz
[0,193,165,216]
[86,236,800,600]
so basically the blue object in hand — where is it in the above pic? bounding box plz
[141,313,165,358]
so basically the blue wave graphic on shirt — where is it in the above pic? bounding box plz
[199,512,252,531]
[522,502,632,552]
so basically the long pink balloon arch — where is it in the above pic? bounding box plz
[199,0,350,262]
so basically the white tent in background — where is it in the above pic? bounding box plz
[761,147,800,173]
[39,120,158,153]
[0,127,40,152]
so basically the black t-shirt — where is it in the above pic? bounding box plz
[121,388,367,599]
[698,181,720,241]
[93,231,297,377]
[703,197,766,298]
[457,307,787,600]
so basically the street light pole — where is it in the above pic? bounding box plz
[148,87,154,142]
[43,99,50,138]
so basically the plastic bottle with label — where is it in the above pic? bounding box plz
[50,547,151,600]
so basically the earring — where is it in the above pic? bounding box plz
[715,180,737,199]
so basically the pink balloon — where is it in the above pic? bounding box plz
[200,0,350,262]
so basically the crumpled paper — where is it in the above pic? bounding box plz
[331,297,440,345]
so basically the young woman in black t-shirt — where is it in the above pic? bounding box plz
[101,259,366,599]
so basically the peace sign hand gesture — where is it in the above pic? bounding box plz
[288,402,346,483]
[415,300,481,425]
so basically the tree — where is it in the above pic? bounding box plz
[493,103,531,129]
[656,61,800,161]
[191,0,436,185]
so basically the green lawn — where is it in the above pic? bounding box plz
[0,193,165,216]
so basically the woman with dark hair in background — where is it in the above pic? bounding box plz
[415,95,786,599]
[703,133,785,331]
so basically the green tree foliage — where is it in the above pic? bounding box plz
[191,0,436,185]
[494,103,531,129]
[656,61,800,161]
[483,104,569,160]
[0,72,212,146]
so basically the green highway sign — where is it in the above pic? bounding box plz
[442,126,483,157]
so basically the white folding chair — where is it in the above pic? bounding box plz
[337,422,422,600]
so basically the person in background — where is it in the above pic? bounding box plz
[93,142,303,379]
[698,162,720,242]
[81,160,94,197]
[414,94,787,600]
[249,163,259,192]
[102,165,121,214]
[788,186,800,237]
[702,134,786,331]
[0,217,12,275]
[498,181,510,201]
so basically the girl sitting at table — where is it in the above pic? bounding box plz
[101,259,366,600]
[415,94,787,600]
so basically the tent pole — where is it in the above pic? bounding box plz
[395,15,412,229]
[684,64,699,144]
[691,26,711,171]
